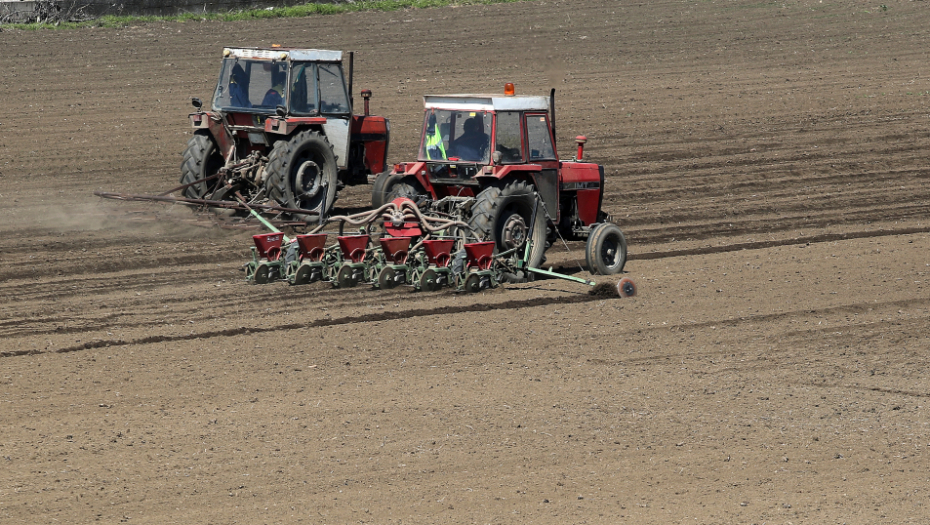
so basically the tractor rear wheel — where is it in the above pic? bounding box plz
[468,180,546,283]
[179,132,224,199]
[371,171,400,209]
[385,176,428,204]
[265,130,338,222]
[584,222,627,275]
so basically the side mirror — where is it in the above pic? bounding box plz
[191,97,203,110]
[276,105,287,117]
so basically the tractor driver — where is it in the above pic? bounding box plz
[228,64,251,108]
[261,64,287,108]
[450,115,489,161]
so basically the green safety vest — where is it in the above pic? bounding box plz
[425,124,446,160]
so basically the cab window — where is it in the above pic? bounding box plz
[289,63,318,115]
[495,111,524,163]
[526,114,555,160]
[318,63,350,114]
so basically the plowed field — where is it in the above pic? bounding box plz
[2,1,930,523]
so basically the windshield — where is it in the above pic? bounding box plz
[419,109,491,164]
[212,58,288,113]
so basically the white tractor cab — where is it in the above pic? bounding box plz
[373,84,626,280]
[183,47,389,221]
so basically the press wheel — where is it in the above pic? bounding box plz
[293,264,318,285]
[253,263,271,285]
[336,265,358,288]
[378,266,401,289]
[464,273,484,293]
[420,268,443,292]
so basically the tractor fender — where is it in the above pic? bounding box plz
[482,164,541,182]
[394,161,436,198]
[474,165,539,193]
[264,117,328,136]
[195,112,236,161]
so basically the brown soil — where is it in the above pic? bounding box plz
[2,1,930,523]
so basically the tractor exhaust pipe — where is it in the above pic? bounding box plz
[550,88,556,150]
[575,136,587,161]
[361,89,372,116]
[348,51,355,110]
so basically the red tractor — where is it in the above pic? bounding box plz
[182,47,389,221]
[372,84,626,281]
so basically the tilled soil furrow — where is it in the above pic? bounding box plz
[0,292,603,358]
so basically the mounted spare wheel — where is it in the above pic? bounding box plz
[265,130,338,222]
[370,171,401,209]
[468,180,547,283]
[585,222,627,275]
[179,131,224,199]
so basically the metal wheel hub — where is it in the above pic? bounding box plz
[295,160,322,199]
[501,212,528,249]
[601,238,619,264]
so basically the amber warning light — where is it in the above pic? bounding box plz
[504,83,515,96]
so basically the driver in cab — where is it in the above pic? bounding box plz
[449,116,489,161]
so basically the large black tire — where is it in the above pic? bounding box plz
[385,176,428,204]
[371,171,400,208]
[584,222,627,275]
[179,132,224,199]
[468,180,546,283]
[265,130,338,221]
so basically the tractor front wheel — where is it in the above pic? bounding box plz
[585,222,627,275]
[265,130,338,222]
[371,171,401,209]
[468,180,547,283]
[179,131,224,199]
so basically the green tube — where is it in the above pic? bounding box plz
[244,201,291,243]
[526,266,595,286]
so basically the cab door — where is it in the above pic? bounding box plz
[525,112,560,222]
[317,62,352,170]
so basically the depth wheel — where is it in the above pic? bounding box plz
[420,268,443,292]
[617,277,637,298]
[336,265,358,288]
[378,266,401,289]
[293,264,317,285]
[464,273,484,293]
[585,222,627,275]
[253,263,272,285]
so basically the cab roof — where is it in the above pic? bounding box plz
[423,94,550,112]
[223,47,343,62]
